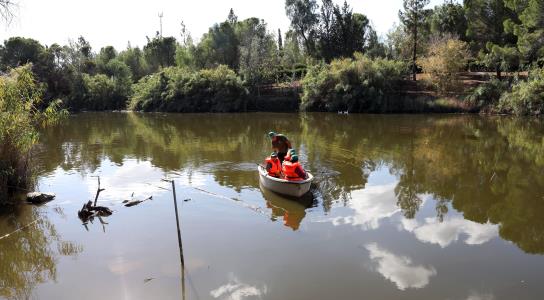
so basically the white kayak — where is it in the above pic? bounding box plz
[258,165,314,197]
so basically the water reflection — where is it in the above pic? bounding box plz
[16,112,544,299]
[211,275,267,300]
[401,217,499,248]
[36,112,544,255]
[365,243,437,290]
[0,205,82,299]
[328,182,399,230]
[260,184,313,231]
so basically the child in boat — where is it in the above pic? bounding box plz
[265,152,282,177]
[282,155,307,181]
[284,149,296,162]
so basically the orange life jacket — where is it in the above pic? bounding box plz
[282,161,303,181]
[265,157,281,177]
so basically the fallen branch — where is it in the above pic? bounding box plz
[123,196,153,207]
[93,176,105,206]
[78,176,112,225]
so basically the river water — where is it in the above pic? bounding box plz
[1,112,544,300]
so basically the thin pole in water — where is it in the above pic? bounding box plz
[164,179,186,300]
[170,180,185,267]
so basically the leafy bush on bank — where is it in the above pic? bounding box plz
[497,68,544,115]
[300,54,408,112]
[418,38,470,94]
[0,65,66,203]
[129,65,248,112]
[465,78,511,109]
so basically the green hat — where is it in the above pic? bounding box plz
[270,152,278,158]
[290,155,299,162]
[289,149,296,155]
[268,131,277,139]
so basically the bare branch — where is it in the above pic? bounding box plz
[0,0,17,26]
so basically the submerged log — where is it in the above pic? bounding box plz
[26,192,56,204]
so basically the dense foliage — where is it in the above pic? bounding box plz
[300,54,408,112]
[419,37,470,93]
[498,68,544,115]
[0,0,544,114]
[465,78,511,108]
[129,65,248,112]
[0,65,65,203]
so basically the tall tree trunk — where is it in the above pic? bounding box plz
[412,14,418,81]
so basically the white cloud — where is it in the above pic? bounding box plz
[366,243,436,290]
[211,277,267,300]
[401,217,498,248]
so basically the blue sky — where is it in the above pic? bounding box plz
[1,0,450,49]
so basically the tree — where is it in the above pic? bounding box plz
[282,29,305,67]
[318,0,335,61]
[237,18,278,85]
[143,35,177,71]
[503,0,544,65]
[365,27,387,58]
[429,0,467,40]
[0,0,15,24]
[96,45,117,73]
[314,0,373,61]
[195,13,239,70]
[118,44,149,81]
[65,36,96,74]
[399,0,431,80]
[0,37,45,70]
[285,0,319,56]
[465,0,517,78]
[278,28,284,54]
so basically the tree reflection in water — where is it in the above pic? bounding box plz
[36,112,544,254]
[0,205,82,299]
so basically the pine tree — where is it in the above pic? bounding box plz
[399,0,430,80]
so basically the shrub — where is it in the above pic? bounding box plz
[129,65,248,112]
[497,68,544,115]
[418,38,470,93]
[0,65,66,203]
[465,78,510,108]
[300,53,408,112]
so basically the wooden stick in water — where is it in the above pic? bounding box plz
[163,179,186,300]
[93,176,105,206]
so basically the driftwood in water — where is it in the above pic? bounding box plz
[78,176,113,224]
[93,176,105,206]
[26,192,56,204]
[78,200,113,222]
[124,196,153,207]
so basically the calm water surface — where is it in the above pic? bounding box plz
[1,112,544,300]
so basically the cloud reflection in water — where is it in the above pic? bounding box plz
[211,276,267,300]
[366,243,437,290]
[328,183,400,230]
[401,217,499,248]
